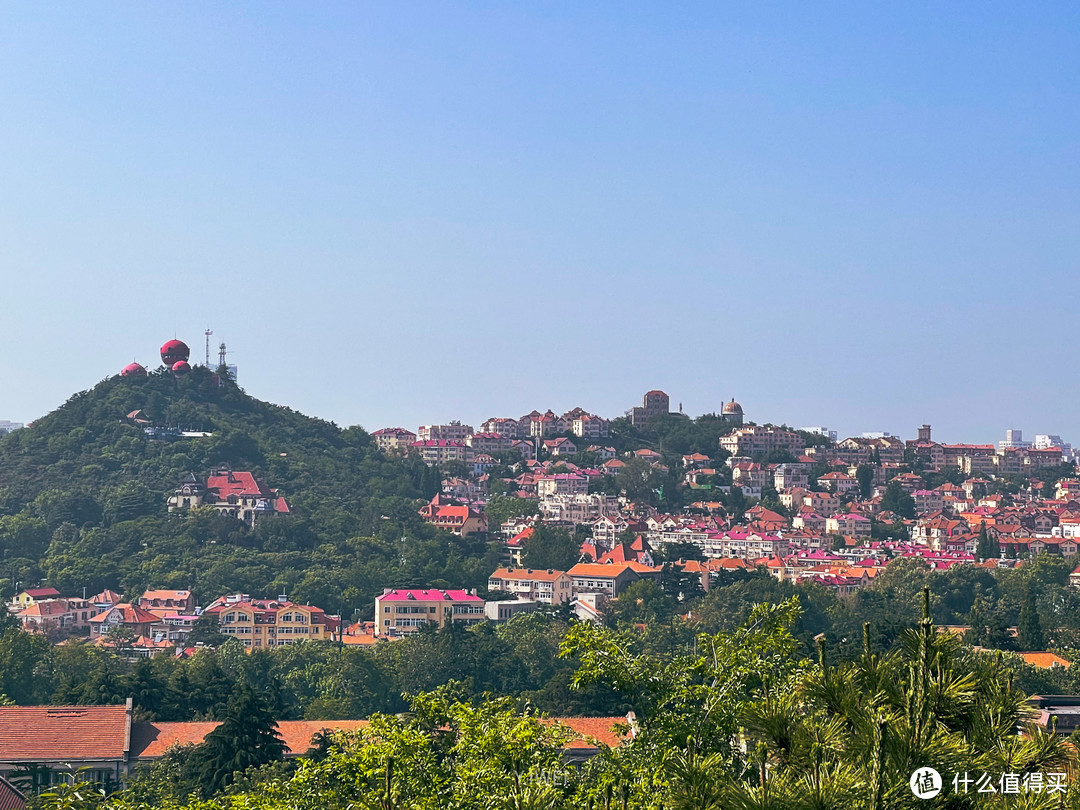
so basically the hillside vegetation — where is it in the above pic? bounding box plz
[0,367,484,614]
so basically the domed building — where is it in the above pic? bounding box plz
[171,360,191,375]
[721,398,744,425]
[160,339,190,366]
[120,362,147,377]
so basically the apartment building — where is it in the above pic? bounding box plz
[467,432,513,454]
[204,594,333,648]
[372,427,418,454]
[487,567,574,604]
[572,414,610,439]
[409,440,474,466]
[567,563,641,598]
[720,426,804,458]
[374,588,486,636]
[536,473,589,497]
[417,422,474,442]
[538,493,618,524]
[627,390,670,428]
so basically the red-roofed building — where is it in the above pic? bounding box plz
[203,594,334,648]
[487,567,573,604]
[0,776,24,809]
[417,495,488,536]
[13,597,96,633]
[374,588,485,636]
[567,562,641,598]
[137,590,196,614]
[88,603,162,638]
[168,467,290,527]
[130,715,624,765]
[0,701,133,792]
[10,588,61,611]
[371,427,418,454]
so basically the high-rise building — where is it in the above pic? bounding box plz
[627,390,670,428]
[999,429,1032,452]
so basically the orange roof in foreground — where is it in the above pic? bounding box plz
[130,716,627,758]
[130,720,370,759]
[0,704,130,762]
[1018,652,1071,669]
[546,716,626,749]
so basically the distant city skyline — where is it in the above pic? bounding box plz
[1,5,1077,444]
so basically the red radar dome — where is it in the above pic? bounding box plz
[120,362,147,377]
[160,339,190,365]
[171,360,191,375]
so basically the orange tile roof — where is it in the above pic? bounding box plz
[88,603,161,625]
[543,717,626,749]
[1018,652,1071,669]
[489,567,568,582]
[130,720,371,759]
[0,703,131,762]
[568,563,640,578]
[131,717,626,758]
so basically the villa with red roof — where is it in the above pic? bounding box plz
[417,494,488,536]
[10,588,61,611]
[88,603,162,638]
[168,467,289,527]
[137,589,196,615]
[374,588,485,636]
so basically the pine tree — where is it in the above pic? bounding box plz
[976,523,991,561]
[195,685,285,795]
[1017,582,1045,651]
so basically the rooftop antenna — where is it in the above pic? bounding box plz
[204,329,213,366]
[218,342,227,369]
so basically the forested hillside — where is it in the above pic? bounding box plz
[0,367,478,614]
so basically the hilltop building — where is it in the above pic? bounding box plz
[372,427,417,454]
[720,399,744,425]
[627,390,670,428]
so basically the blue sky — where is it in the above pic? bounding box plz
[1,3,1077,443]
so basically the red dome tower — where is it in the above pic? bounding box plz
[120,362,147,377]
[160,339,190,366]
[171,360,191,375]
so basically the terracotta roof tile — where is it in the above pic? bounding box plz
[131,717,626,758]
[130,720,370,759]
[0,777,24,810]
[0,703,131,762]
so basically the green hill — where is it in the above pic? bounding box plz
[0,367,491,615]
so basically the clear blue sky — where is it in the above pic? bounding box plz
[1,3,1077,443]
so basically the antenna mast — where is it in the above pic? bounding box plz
[204,329,213,366]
